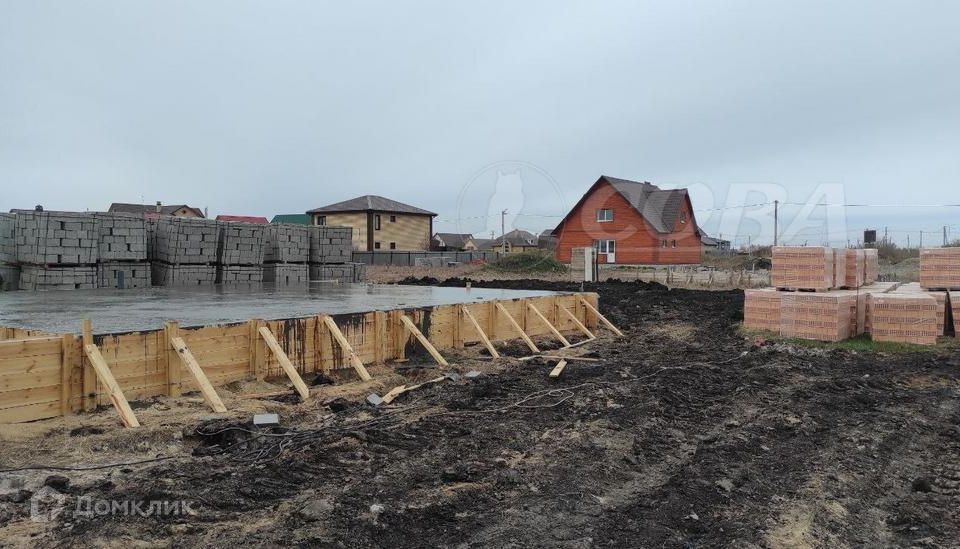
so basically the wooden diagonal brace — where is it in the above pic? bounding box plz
[321,316,372,381]
[169,336,227,413]
[578,296,624,337]
[83,343,140,427]
[258,326,310,400]
[461,306,499,359]
[527,303,570,347]
[399,315,449,367]
[559,305,595,339]
[495,302,539,353]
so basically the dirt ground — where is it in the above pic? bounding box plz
[2,278,960,547]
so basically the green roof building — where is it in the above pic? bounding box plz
[270,214,312,225]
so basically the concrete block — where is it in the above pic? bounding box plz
[151,263,217,286]
[97,261,151,289]
[263,263,309,285]
[19,265,97,291]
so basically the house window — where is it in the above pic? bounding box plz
[671,240,677,248]
[679,211,687,224]
[316,216,326,226]
[593,240,615,254]
[374,215,381,230]
[661,239,668,248]
[374,241,381,249]
[389,242,396,250]
[596,209,613,222]
[390,215,396,223]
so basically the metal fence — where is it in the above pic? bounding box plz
[352,250,500,266]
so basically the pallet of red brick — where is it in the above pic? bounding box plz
[771,246,835,291]
[919,247,960,290]
[842,249,866,288]
[743,288,781,332]
[868,293,939,345]
[952,290,959,335]
[780,292,855,342]
[863,249,879,283]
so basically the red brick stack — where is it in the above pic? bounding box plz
[868,293,939,346]
[920,248,960,290]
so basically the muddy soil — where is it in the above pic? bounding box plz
[2,279,959,548]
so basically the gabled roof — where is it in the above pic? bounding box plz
[307,195,436,216]
[216,215,268,224]
[488,229,538,248]
[553,176,699,235]
[433,233,473,248]
[109,203,205,218]
[271,214,312,225]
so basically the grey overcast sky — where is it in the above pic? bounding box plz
[1,1,958,246]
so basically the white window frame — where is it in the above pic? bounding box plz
[593,239,615,254]
[596,209,613,223]
[679,211,687,224]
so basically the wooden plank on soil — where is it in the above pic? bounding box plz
[258,326,310,400]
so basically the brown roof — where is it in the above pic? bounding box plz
[485,229,537,249]
[553,176,699,235]
[307,195,436,216]
[109,203,205,218]
[215,215,268,224]
[433,233,473,248]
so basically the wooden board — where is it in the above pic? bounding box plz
[258,326,310,400]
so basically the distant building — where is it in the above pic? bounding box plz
[432,233,473,251]
[215,215,268,224]
[109,202,204,219]
[701,234,731,253]
[306,195,436,251]
[551,175,702,265]
[483,229,539,254]
[271,214,312,225]
[463,237,492,251]
[538,229,557,251]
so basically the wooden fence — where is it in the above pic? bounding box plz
[0,293,598,423]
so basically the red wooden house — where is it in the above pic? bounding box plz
[552,176,703,265]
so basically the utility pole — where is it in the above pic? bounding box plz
[884,226,888,244]
[945,226,949,246]
[919,230,923,249]
[773,200,779,247]
[500,209,507,255]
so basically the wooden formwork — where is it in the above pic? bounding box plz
[0,292,599,423]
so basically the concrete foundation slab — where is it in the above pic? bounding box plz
[0,283,561,335]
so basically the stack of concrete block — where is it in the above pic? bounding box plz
[0,213,19,291]
[14,210,99,265]
[780,293,856,342]
[309,262,366,283]
[150,217,221,265]
[216,221,265,284]
[309,226,352,264]
[263,263,309,285]
[149,217,220,286]
[743,288,781,332]
[868,293,939,345]
[919,247,960,290]
[771,246,835,290]
[264,224,310,263]
[217,265,263,284]
[19,265,96,290]
[95,212,150,289]
[151,263,217,286]
[218,222,265,265]
[97,262,151,289]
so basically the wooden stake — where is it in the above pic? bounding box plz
[374,311,387,365]
[461,306,499,359]
[495,302,539,353]
[83,343,140,427]
[81,319,95,412]
[578,296,624,337]
[527,302,570,347]
[258,326,310,400]
[60,334,75,416]
[321,316,372,381]
[164,321,181,397]
[560,305,595,339]
[549,359,568,378]
[169,336,227,413]
[399,315,449,367]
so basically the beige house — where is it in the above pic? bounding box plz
[108,202,205,218]
[307,195,436,251]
